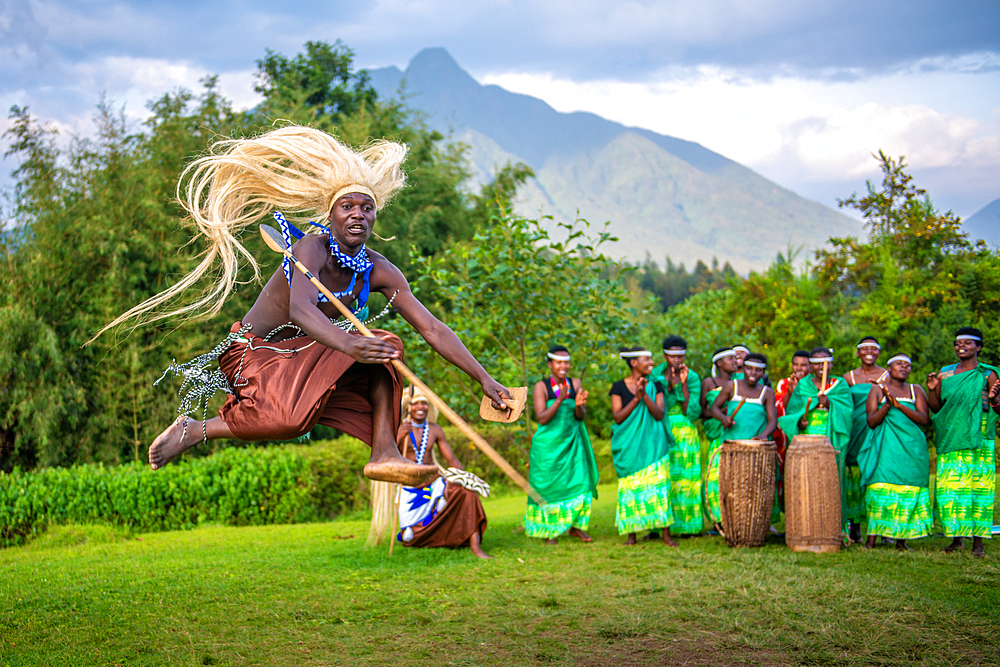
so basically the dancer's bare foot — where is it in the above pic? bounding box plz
[545,538,558,545]
[895,539,911,551]
[662,531,679,547]
[864,535,877,549]
[972,537,986,558]
[363,459,439,487]
[944,537,965,553]
[149,417,200,470]
[625,532,637,546]
[469,531,493,559]
[568,527,593,542]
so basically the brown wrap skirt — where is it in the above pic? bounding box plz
[217,322,403,446]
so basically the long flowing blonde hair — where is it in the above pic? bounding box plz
[90,125,408,342]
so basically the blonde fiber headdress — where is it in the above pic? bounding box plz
[91,125,407,341]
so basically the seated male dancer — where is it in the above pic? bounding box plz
[96,125,510,487]
[395,388,491,559]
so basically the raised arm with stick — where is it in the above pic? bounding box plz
[260,224,544,506]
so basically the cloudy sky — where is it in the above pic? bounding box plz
[2,0,998,217]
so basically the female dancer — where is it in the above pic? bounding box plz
[610,347,677,546]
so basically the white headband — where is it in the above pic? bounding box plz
[620,350,652,359]
[956,334,982,342]
[712,350,735,363]
[743,360,766,369]
[732,346,750,354]
[663,349,687,355]
[547,352,570,361]
[810,356,833,363]
[886,354,911,365]
[857,341,881,350]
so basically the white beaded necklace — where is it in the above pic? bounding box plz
[410,420,430,464]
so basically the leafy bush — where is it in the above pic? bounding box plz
[0,438,372,547]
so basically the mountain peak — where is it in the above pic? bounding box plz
[405,48,479,90]
[408,47,461,72]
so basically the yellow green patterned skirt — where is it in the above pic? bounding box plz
[935,430,995,539]
[524,492,593,539]
[865,483,932,540]
[616,456,673,535]
[667,414,703,534]
[844,465,865,522]
[704,438,723,527]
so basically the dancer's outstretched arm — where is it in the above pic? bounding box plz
[371,256,510,408]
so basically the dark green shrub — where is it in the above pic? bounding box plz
[0,437,373,547]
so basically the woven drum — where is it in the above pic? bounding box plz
[718,439,777,548]
[784,434,841,553]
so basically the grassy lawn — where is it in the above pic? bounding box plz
[2,483,999,666]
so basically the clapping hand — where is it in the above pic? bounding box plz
[559,379,571,400]
[926,372,940,391]
[879,384,898,408]
[575,388,589,407]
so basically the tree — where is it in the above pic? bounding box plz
[254,40,376,122]
[817,151,971,291]
[398,194,640,443]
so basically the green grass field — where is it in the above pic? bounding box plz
[3,483,999,667]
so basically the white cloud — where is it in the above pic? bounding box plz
[56,57,261,123]
[482,66,1000,213]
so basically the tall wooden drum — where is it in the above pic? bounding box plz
[718,439,777,548]
[784,434,841,553]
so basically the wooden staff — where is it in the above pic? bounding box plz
[729,396,748,420]
[819,361,830,396]
[259,224,546,506]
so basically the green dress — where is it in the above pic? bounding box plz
[721,382,779,523]
[857,385,932,540]
[652,364,703,534]
[778,375,853,528]
[932,362,999,539]
[703,386,724,526]
[524,380,600,539]
[845,372,885,524]
[610,379,672,535]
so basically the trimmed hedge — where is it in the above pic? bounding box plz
[0,438,372,547]
[0,425,617,548]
